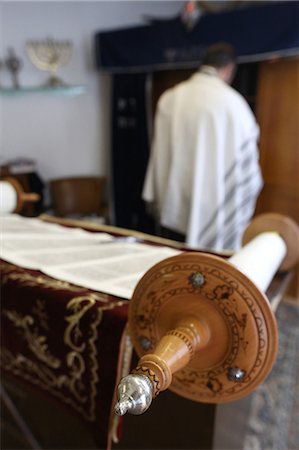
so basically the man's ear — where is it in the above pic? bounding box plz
[219,63,236,84]
[225,63,237,84]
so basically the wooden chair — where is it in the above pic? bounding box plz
[49,176,107,222]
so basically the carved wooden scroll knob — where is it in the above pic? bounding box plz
[1,177,40,214]
[115,214,299,415]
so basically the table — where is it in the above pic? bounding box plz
[0,215,292,450]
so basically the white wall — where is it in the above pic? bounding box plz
[0,1,183,186]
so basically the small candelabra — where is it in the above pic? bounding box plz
[26,37,72,87]
[5,48,23,88]
[0,58,3,87]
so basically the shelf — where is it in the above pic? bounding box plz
[0,85,86,97]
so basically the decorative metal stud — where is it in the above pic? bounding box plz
[139,337,152,351]
[227,367,246,382]
[188,272,205,288]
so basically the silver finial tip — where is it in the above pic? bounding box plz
[114,374,153,415]
[114,397,132,416]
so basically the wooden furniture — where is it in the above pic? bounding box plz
[1,214,296,450]
[255,57,299,296]
[115,214,299,415]
[255,58,299,222]
[49,176,107,219]
[0,218,128,450]
[0,163,45,216]
[0,177,39,214]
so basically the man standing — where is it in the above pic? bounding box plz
[142,43,263,251]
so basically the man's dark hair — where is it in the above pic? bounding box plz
[202,43,236,68]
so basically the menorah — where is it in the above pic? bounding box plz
[26,37,72,87]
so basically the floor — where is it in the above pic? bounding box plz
[214,296,299,450]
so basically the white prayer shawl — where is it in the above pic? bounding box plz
[142,71,263,251]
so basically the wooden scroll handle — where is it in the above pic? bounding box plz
[21,192,40,202]
[133,317,210,396]
[1,177,40,213]
[115,214,299,416]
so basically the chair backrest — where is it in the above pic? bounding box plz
[49,176,106,217]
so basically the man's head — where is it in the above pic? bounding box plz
[202,43,237,84]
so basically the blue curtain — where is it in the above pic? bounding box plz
[111,73,155,232]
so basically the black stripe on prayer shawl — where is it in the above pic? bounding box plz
[199,178,260,248]
[222,194,258,249]
[224,152,256,184]
[197,149,258,242]
[241,124,259,152]
[224,190,257,233]
[204,192,256,249]
[223,224,246,250]
[240,136,255,152]
[197,172,257,243]
[240,153,257,170]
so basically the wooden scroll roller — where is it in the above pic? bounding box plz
[114,213,299,416]
[0,177,40,214]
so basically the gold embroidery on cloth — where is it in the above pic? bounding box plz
[0,261,110,302]
[1,294,104,421]
[32,299,49,331]
[0,262,19,272]
[0,259,127,421]
[1,271,80,291]
[3,308,61,369]
[1,349,92,419]
[64,294,99,351]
